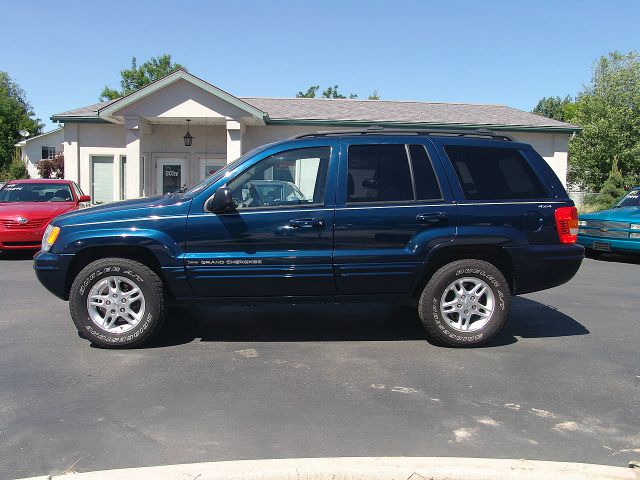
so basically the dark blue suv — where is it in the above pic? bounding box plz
[34,129,584,348]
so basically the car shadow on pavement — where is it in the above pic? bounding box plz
[0,250,37,261]
[148,296,588,348]
[586,252,640,265]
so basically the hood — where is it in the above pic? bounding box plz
[53,194,192,226]
[579,206,640,222]
[0,202,75,220]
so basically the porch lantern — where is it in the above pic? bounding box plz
[183,119,194,146]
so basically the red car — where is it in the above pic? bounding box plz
[0,179,90,251]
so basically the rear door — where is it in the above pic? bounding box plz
[333,138,457,294]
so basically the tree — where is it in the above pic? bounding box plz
[0,72,43,174]
[296,85,320,98]
[1,151,29,181]
[296,85,380,99]
[37,151,64,179]
[100,54,184,101]
[568,51,640,189]
[583,157,627,211]
[532,95,574,121]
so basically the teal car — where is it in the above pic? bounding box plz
[577,187,640,255]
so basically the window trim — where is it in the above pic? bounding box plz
[204,145,332,213]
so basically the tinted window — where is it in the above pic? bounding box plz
[409,145,442,200]
[0,183,73,202]
[616,189,639,207]
[347,144,413,203]
[227,147,330,209]
[444,146,547,200]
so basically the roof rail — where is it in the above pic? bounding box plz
[291,127,514,141]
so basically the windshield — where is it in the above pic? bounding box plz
[615,188,640,207]
[181,146,270,198]
[0,183,74,203]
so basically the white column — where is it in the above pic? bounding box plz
[226,119,244,164]
[63,123,80,183]
[124,116,143,199]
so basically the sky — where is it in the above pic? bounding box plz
[1,0,639,130]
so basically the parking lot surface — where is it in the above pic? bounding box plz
[1,252,639,478]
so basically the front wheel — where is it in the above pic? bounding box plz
[69,257,166,348]
[418,259,510,347]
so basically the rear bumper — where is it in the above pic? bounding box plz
[577,235,640,254]
[33,251,74,300]
[0,228,45,250]
[506,244,584,295]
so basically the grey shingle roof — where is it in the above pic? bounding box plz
[53,99,118,118]
[242,97,577,130]
[52,96,578,131]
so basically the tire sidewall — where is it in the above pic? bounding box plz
[71,261,158,347]
[425,263,509,346]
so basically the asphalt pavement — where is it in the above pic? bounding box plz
[1,251,639,478]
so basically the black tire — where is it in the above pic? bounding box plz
[418,259,510,347]
[69,257,166,348]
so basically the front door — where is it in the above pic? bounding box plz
[157,158,187,195]
[185,143,338,297]
[333,140,457,294]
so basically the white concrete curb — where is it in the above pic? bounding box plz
[15,456,640,480]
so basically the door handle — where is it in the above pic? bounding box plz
[416,212,448,226]
[290,218,325,228]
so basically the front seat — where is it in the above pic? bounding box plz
[53,189,72,201]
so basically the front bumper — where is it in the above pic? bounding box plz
[577,235,640,254]
[505,244,584,295]
[0,227,46,250]
[33,251,74,300]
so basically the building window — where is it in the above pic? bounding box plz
[41,146,56,160]
[91,155,114,204]
[120,156,127,200]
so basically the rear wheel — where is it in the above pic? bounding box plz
[69,257,166,348]
[418,259,510,347]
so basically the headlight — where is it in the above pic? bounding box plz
[630,232,640,239]
[630,224,640,230]
[41,225,60,252]
[578,220,587,227]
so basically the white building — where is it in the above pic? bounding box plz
[40,69,578,202]
[15,128,64,179]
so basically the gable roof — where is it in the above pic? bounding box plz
[14,127,64,147]
[51,72,580,133]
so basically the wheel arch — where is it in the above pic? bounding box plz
[412,244,515,298]
[64,245,171,301]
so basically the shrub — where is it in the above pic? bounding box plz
[37,151,64,178]
[583,157,627,211]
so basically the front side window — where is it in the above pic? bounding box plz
[347,144,413,203]
[227,147,330,209]
[0,183,73,202]
[444,145,547,200]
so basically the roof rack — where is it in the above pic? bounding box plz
[291,127,514,141]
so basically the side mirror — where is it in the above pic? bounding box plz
[209,186,234,212]
[78,195,91,203]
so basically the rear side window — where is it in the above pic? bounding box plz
[444,146,547,200]
[409,145,442,200]
[347,144,413,202]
